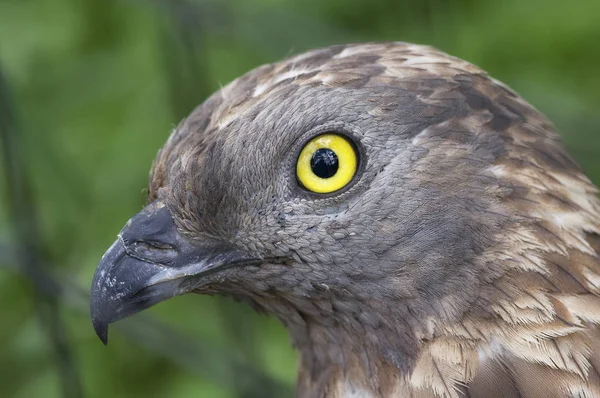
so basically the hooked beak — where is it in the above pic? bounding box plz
[90,201,250,345]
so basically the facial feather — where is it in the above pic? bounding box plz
[133,42,600,397]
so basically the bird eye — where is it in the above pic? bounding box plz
[296,133,358,193]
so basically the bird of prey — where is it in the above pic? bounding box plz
[90,42,600,397]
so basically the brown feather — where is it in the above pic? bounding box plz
[146,42,600,397]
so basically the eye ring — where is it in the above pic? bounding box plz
[296,133,358,194]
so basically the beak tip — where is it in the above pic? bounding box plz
[92,316,109,345]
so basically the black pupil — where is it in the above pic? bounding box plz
[310,148,339,178]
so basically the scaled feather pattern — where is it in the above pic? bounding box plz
[93,42,600,398]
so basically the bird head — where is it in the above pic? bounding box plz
[90,43,600,389]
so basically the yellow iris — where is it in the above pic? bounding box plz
[296,133,358,193]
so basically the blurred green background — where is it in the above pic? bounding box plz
[0,0,599,397]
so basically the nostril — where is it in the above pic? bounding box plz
[126,240,178,264]
[138,240,174,250]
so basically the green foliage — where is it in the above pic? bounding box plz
[0,0,598,396]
